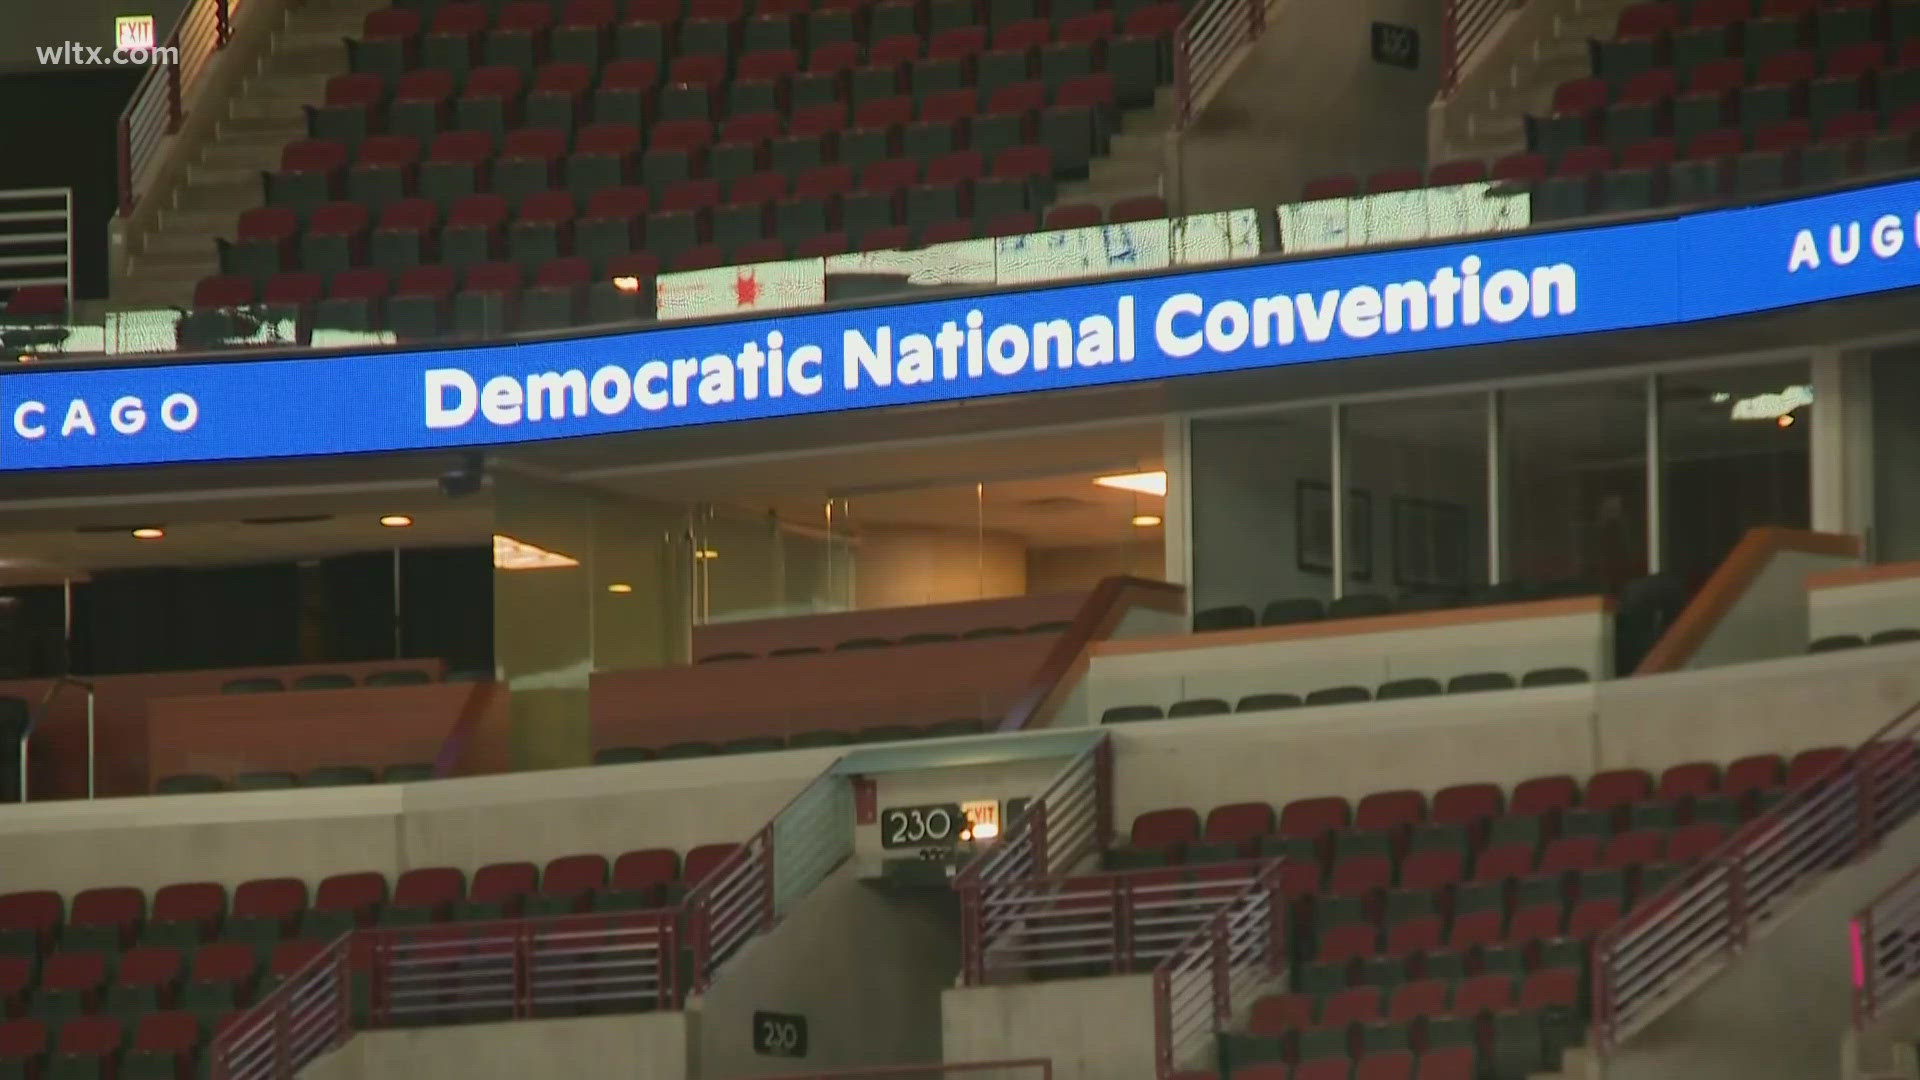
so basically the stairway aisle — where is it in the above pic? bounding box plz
[117,0,385,311]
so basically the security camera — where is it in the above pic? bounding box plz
[438,453,485,499]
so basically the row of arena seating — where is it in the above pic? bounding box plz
[153,764,439,794]
[1190,582,1599,634]
[1293,0,1920,218]
[1098,669,1594,723]
[592,714,987,761]
[694,618,1068,662]
[1172,1045,1476,1080]
[1809,626,1920,650]
[1138,750,1845,1080]
[0,845,731,1075]
[188,0,1187,325]
[215,669,446,693]
[0,845,735,1075]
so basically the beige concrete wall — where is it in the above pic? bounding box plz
[0,747,830,897]
[943,975,1159,1080]
[695,863,956,1076]
[1105,640,1920,824]
[1811,569,1920,642]
[1084,603,1611,718]
[1688,548,1860,671]
[302,1012,691,1080]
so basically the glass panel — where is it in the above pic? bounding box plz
[1660,362,1812,591]
[1343,394,1489,609]
[1872,348,1920,562]
[1189,409,1334,623]
[1503,379,1649,597]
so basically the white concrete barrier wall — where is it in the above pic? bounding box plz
[1084,599,1611,719]
[301,1012,691,1080]
[1810,563,1920,643]
[943,975,1159,1080]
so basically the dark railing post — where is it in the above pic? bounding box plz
[1152,968,1173,1079]
[760,831,777,931]
[960,886,979,985]
[1209,922,1231,1025]
[216,0,233,44]
[116,116,134,215]
[1859,911,1876,1025]
[1172,30,1191,127]
[1265,871,1285,972]
[272,998,290,1078]
[1031,801,1050,878]
[1728,856,1749,951]
[513,923,534,1019]
[1094,738,1114,849]
[334,945,353,1050]
[1247,0,1264,43]
[165,34,184,131]
[1858,758,1881,859]
[1115,879,1133,974]
[1440,0,1459,92]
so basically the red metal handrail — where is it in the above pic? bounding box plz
[1152,860,1287,1079]
[116,0,236,216]
[961,859,1270,983]
[727,1061,1053,1080]
[1173,0,1265,128]
[206,906,680,1080]
[1852,858,1920,1028]
[1594,700,1920,1051]
[1440,0,1514,92]
[687,826,776,991]
[957,736,1112,984]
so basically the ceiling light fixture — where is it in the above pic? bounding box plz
[379,514,413,528]
[1093,470,1167,497]
[1777,414,1796,428]
[492,533,580,570]
[131,527,164,540]
[1131,514,1163,528]
[606,582,634,594]
[694,548,719,560]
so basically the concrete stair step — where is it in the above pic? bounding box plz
[153,207,240,237]
[262,41,351,76]
[141,232,221,260]
[173,176,265,212]
[215,113,308,141]
[196,141,285,172]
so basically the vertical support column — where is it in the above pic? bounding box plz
[1645,374,1664,575]
[493,468,692,771]
[1812,348,1874,551]
[1486,389,1504,586]
[1166,417,1194,593]
[1330,403,1347,600]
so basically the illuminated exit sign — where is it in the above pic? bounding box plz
[116,15,156,51]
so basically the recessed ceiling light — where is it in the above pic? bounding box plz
[379,515,413,528]
[694,548,719,560]
[606,582,634,594]
[131,527,164,540]
[1131,514,1163,528]
[1094,470,1167,497]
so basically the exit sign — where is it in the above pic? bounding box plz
[116,15,156,51]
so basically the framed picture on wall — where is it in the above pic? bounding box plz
[1391,497,1470,590]
[1296,481,1373,580]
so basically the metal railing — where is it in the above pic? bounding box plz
[1440,0,1516,92]
[1173,0,1265,128]
[0,189,73,303]
[1595,701,1920,1050]
[1854,858,1920,1028]
[957,736,1112,983]
[206,908,682,1080]
[728,1062,1054,1080]
[687,769,855,990]
[17,677,95,803]
[117,0,235,216]
[1152,860,1288,1078]
[962,860,1268,982]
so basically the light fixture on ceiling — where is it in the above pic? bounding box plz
[131,527,164,540]
[1093,470,1167,497]
[492,533,580,570]
[606,582,634,594]
[1131,514,1163,528]
[695,548,719,560]
[379,514,414,528]
[1777,414,1796,428]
